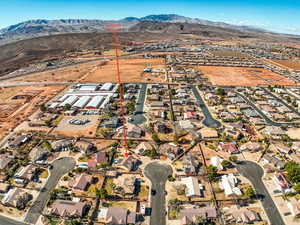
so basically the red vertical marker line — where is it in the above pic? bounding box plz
[111,26,128,158]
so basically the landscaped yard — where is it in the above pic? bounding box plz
[138,185,149,199]
[109,201,137,211]
[39,169,49,179]
[104,178,114,195]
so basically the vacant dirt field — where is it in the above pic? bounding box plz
[0,85,65,141]
[209,50,250,58]
[270,59,300,70]
[53,115,99,137]
[7,60,102,83]
[83,57,166,83]
[197,66,296,86]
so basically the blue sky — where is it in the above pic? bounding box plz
[0,0,299,34]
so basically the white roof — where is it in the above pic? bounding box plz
[72,96,91,108]
[86,96,104,108]
[100,83,113,91]
[49,102,59,109]
[181,177,201,197]
[211,156,223,170]
[220,174,241,196]
[98,208,108,219]
[79,85,98,92]
[60,95,78,107]
[58,95,69,102]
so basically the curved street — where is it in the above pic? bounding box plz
[144,162,173,225]
[24,157,76,224]
[191,86,221,128]
[236,161,285,225]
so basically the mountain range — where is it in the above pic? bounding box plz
[0,14,269,45]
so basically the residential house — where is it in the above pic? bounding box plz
[158,143,183,160]
[69,174,93,192]
[179,120,195,130]
[181,177,203,199]
[1,188,31,209]
[14,165,37,185]
[182,155,200,175]
[200,128,218,139]
[8,135,30,149]
[115,176,136,196]
[218,143,238,154]
[119,156,138,171]
[135,142,157,156]
[180,206,217,225]
[224,129,241,139]
[274,143,291,154]
[264,126,285,139]
[273,173,292,193]
[29,147,48,162]
[99,207,136,225]
[51,200,89,218]
[74,141,95,153]
[184,112,199,120]
[52,139,73,151]
[287,198,300,218]
[153,121,170,134]
[127,125,144,138]
[240,142,263,152]
[224,206,261,224]
[211,156,223,170]
[88,152,108,168]
[262,155,285,169]
[0,154,13,170]
[220,174,242,196]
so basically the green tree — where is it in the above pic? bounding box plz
[40,104,46,112]
[96,188,108,199]
[145,149,157,158]
[244,186,255,199]
[221,160,231,169]
[64,103,71,111]
[42,140,53,152]
[151,132,160,143]
[216,88,225,96]
[229,155,238,163]
[285,161,300,183]
[207,165,218,181]
[293,183,300,193]
[99,162,109,168]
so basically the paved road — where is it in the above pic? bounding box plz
[24,157,76,224]
[144,162,173,225]
[191,86,221,128]
[130,83,147,125]
[0,216,27,225]
[236,161,285,225]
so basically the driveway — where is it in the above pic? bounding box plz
[236,161,285,225]
[144,162,173,225]
[130,83,147,125]
[24,157,76,224]
[191,86,221,128]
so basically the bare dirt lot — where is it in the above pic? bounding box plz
[7,60,102,83]
[0,85,65,141]
[197,66,296,86]
[269,59,300,70]
[82,57,166,83]
[53,115,99,137]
